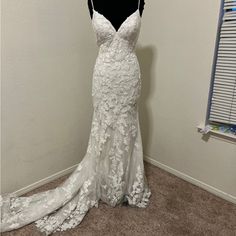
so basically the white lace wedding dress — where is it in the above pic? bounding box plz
[0,0,151,235]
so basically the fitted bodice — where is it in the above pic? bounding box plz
[91,9,141,50]
[91,8,142,119]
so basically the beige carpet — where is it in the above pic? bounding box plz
[2,162,236,236]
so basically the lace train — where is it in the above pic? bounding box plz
[1,107,151,235]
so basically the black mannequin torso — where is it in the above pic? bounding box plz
[88,0,145,31]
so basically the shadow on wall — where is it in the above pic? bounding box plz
[136,44,158,156]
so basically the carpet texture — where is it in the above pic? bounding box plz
[2,162,236,236]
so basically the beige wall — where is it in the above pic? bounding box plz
[2,0,236,200]
[138,0,236,199]
[2,0,97,193]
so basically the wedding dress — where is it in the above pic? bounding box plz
[0,0,151,235]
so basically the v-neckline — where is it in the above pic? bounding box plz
[92,8,140,34]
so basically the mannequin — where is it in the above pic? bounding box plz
[88,0,145,32]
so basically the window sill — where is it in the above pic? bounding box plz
[197,123,236,142]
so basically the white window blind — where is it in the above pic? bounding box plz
[209,0,236,125]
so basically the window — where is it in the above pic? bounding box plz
[204,0,236,138]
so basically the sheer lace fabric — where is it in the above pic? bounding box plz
[0,7,151,236]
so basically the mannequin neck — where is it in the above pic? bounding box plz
[88,0,145,31]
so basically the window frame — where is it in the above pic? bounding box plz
[198,0,236,141]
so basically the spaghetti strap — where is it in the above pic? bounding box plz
[91,0,94,10]
[138,0,140,9]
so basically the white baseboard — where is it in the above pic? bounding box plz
[13,164,79,196]
[144,155,236,204]
[13,157,236,205]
